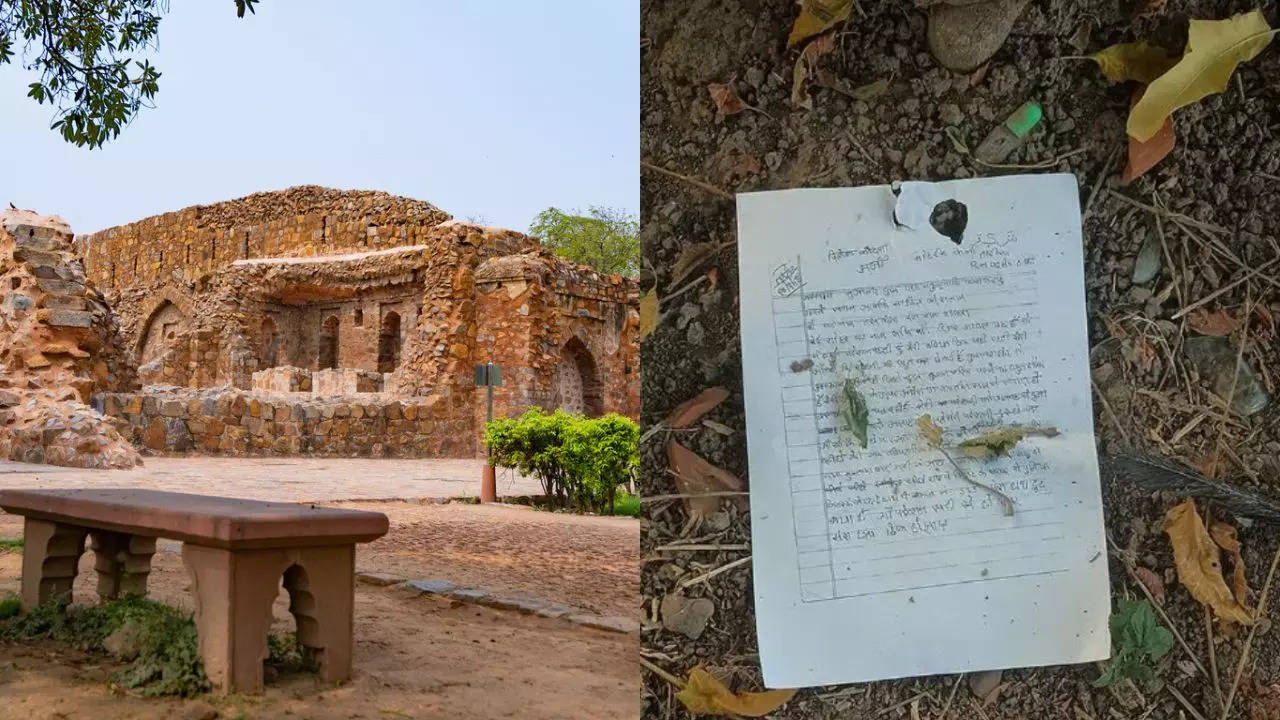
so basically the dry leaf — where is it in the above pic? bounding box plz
[676,664,797,717]
[956,426,1058,459]
[1253,303,1276,337]
[666,387,730,428]
[1135,566,1167,604]
[1210,521,1251,608]
[1129,10,1276,141]
[667,440,743,517]
[918,414,943,448]
[670,242,720,286]
[786,0,853,48]
[707,82,747,116]
[1187,307,1239,336]
[791,33,836,109]
[1162,499,1254,625]
[639,290,658,339]
[1120,85,1175,183]
[814,70,889,101]
[1088,41,1177,84]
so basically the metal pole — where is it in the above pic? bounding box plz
[480,362,497,503]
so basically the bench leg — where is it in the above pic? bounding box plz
[283,545,355,684]
[89,531,157,600]
[183,544,356,693]
[183,544,282,693]
[21,518,88,611]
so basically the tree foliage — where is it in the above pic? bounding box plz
[529,206,639,277]
[484,408,638,514]
[0,0,258,148]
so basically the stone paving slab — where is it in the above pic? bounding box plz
[385,573,640,635]
[0,457,539,503]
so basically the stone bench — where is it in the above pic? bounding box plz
[0,488,388,693]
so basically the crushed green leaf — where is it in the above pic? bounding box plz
[838,378,869,448]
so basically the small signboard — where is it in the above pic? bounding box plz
[474,363,503,387]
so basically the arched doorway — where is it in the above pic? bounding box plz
[552,337,603,417]
[377,311,401,373]
[260,316,281,369]
[318,315,339,369]
[138,301,187,366]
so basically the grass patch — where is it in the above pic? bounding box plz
[611,491,641,517]
[0,537,23,551]
[0,594,20,620]
[0,595,209,697]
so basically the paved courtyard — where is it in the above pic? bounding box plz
[0,456,540,502]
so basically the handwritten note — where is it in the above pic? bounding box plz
[737,174,1110,688]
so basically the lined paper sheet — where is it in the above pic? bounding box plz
[737,174,1110,688]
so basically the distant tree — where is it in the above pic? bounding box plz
[0,0,259,148]
[529,206,639,277]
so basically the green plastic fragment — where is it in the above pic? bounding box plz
[1003,101,1042,138]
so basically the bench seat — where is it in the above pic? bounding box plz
[0,488,389,693]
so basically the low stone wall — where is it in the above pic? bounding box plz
[95,386,473,458]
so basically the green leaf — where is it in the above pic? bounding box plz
[838,378,869,449]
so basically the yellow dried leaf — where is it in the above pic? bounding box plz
[1089,41,1177,84]
[917,414,943,448]
[791,33,835,110]
[1128,10,1277,141]
[957,426,1058,459]
[1162,499,1254,625]
[639,290,658,339]
[1210,521,1251,608]
[786,0,853,48]
[676,665,797,717]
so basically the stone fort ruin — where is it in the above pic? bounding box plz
[0,187,639,466]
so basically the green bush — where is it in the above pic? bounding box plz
[485,408,638,514]
[1,595,209,697]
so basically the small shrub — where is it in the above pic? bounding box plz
[485,408,639,514]
[267,632,319,674]
[1094,599,1173,691]
[1,595,209,697]
[0,537,23,551]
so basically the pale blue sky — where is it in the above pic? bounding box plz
[0,1,637,234]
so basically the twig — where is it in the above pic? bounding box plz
[642,160,733,200]
[1082,144,1121,224]
[1107,190,1230,236]
[940,673,964,720]
[677,555,751,589]
[641,490,749,504]
[1090,378,1132,447]
[1106,536,1213,681]
[1171,258,1280,319]
[937,447,1013,515]
[973,147,1088,171]
[1220,541,1280,720]
[654,543,751,552]
[639,656,686,689]
[1167,684,1211,720]
[875,691,929,717]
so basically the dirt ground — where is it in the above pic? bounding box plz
[640,1,1280,719]
[0,501,639,719]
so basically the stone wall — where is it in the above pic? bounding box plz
[68,188,640,460]
[0,210,141,468]
[74,185,452,290]
[97,386,474,458]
